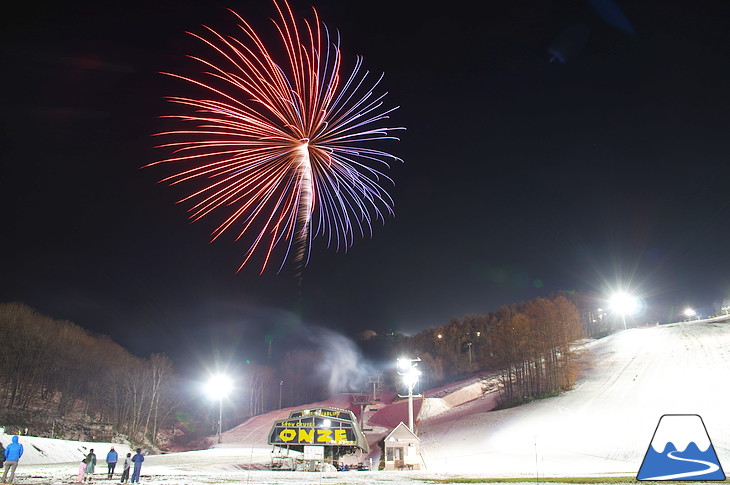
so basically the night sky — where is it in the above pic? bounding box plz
[2,0,730,365]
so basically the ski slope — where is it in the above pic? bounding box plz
[418,319,730,476]
[12,319,730,484]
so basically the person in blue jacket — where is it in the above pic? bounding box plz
[2,435,24,484]
[130,448,144,483]
[106,446,119,479]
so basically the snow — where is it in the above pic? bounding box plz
[10,319,730,484]
[0,435,132,466]
[418,320,730,477]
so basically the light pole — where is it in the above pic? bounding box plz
[397,357,421,434]
[609,291,639,330]
[279,380,284,409]
[205,374,233,444]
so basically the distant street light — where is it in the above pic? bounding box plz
[397,357,421,433]
[609,291,640,330]
[204,374,233,444]
[684,307,696,320]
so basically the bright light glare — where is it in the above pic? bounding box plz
[204,374,233,401]
[684,307,696,318]
[609,292,640,316]
[402,366,421,389]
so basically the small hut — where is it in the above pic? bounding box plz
[383,421,421,470]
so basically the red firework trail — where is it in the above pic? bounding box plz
[148,0,404,274]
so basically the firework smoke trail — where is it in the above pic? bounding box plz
[294,142,313,282]
[148,0,404,274]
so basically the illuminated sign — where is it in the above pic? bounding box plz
[289,408,354,421]
[277,427,353,444]
[268,406,368,451]
[269,416,357,445]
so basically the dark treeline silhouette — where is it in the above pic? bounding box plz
[391,295,585,407]
[0,302,335,447]
[0,302,178,445]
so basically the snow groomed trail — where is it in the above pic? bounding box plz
[417,319,730,477]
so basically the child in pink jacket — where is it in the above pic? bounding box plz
[77,458,87,482]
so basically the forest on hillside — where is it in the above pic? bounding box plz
[0,302,354,447]
[0,302,178,446]
[0,295,590,447]
[392,295,585,406]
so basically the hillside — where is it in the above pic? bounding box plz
[418,319,730,476]
[15,318,730,483]
[215,318,730,476]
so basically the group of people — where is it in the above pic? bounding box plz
[1,435,146,484]
[1,435,24,484]
[78,447,145,483]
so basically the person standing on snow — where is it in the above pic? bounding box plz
[77,458,88,483]
[130,448,144,483]
[120,452,132,483]
[85,449,97,481]
[106,446,118,479]
[2,435,24,484]
[0,440,5,469]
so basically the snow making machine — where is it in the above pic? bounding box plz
[268,406,369,471]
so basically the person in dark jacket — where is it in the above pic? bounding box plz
[2,435,24,483]
[106,447,118,479]
[131,449,144,484]
[0,440,5,468]
[120,453,132,484]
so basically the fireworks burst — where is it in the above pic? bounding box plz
[148,0,404,274]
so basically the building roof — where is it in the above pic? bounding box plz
[384,422,420,444]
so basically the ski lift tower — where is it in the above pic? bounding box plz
[350,372,383,431]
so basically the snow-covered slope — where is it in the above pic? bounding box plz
[0,433,131,466]
[418,320,730,476]
[15,319,730,483]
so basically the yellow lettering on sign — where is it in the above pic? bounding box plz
[334,429,347,442]
[298,429,314,442]
[279,429,296,442]
[317,429,332,442]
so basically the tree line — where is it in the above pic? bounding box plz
[392,295,584,406]
[0,302,178,445]
[0,302,344,446]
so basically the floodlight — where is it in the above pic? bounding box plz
[205,373,233,443]
[609,291,640,330]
